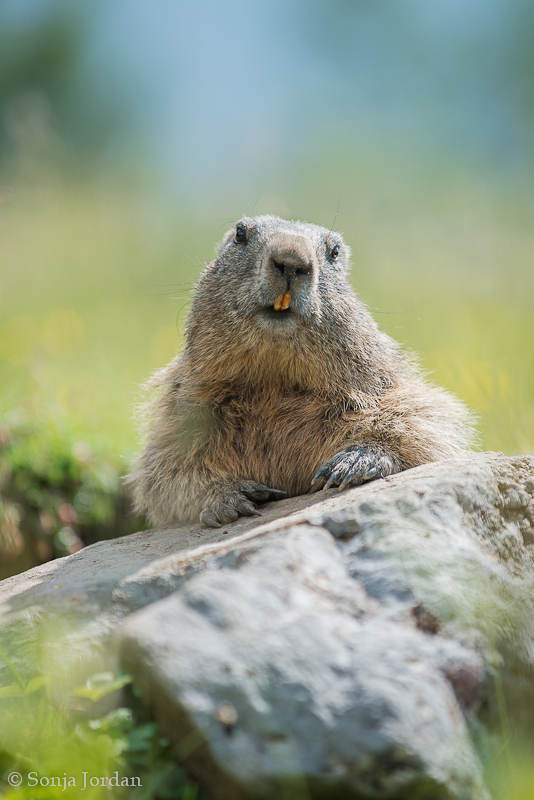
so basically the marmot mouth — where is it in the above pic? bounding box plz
[273,290,291,311]
[259,306,294,322]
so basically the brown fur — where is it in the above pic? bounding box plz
[128,215,475,527]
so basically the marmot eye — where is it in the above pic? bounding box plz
[330,245,340,260]
[234,226,247,244]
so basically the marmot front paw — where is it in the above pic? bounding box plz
[310,446,397,492]
[200,481,286,528]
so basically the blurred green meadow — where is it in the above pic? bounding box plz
[1,0,533,578]
[1,157,534,578]
[2,159,533,458]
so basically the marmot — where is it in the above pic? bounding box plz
[129,215,475,528]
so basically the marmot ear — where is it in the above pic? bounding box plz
[334,243,351,275]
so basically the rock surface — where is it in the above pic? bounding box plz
[121,525,488,800]
[2,452,534,799]
[0,486,336,680]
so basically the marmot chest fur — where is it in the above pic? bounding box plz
[129,215,475,528]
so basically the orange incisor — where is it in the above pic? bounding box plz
[273,290,291,311]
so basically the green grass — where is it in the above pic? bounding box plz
[0,183,200,459]
[0,646,204,800]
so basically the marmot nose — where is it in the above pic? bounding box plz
[270,255,312,281]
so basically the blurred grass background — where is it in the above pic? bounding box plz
[1,2,534,793]
[0,0,533,579]
[2,163,534,458]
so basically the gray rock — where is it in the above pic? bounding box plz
[121,525,488,800]
[0,487,333,682]
[2,452,534,799]
[117,452,534,800]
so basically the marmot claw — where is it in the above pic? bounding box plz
[310,446,396,492]
[200,481,286,528]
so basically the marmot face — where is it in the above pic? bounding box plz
[206,215,351,336]
[185,214,392,396]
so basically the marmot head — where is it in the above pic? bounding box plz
[202,215,352,336]
[185,215,399,395]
